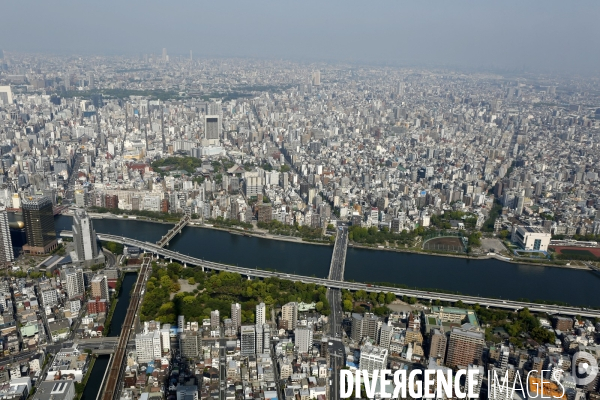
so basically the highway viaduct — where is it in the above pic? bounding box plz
[58,231,600,318]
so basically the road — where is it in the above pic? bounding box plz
[57,231,600,318]
[103,248,117,268]
[64,154,82,203]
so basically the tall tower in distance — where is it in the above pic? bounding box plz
[0,206,14,264]
[162,48,168,62]
[312,70,321,86]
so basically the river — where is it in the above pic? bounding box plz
[81,355,109,400]
[55,215,600,307]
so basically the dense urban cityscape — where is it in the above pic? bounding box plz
[0,47,599,400]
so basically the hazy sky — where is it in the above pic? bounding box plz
[3,1,600,73]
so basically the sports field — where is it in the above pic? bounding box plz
[423,236,465,252]
[551,246,600,260]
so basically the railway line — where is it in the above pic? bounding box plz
[100,257,151,400]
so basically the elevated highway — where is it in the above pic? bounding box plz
[58,231,600,318]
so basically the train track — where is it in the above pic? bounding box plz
[100,257,151,400]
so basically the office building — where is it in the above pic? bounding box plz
[256,324,263,354]
[64,268,85,300]
[210,310,220,329]
[240,325,256,356]
[231,303,241,331]
[72,209,102,265]
[429,329,447,363]
[33,381,75,400]
[359,343,388,377]
[22,196,58,254]
[445,326,485,368]
[178,315,185,332]
[205,115,221,141]
[351,313,381,343]
[179,332,201,359]
[379,324,393,349]
[262,324,271,353]
[41,289,59,307]
[0,206,13,263]
[135,331,162,362]
[90,275,109,301]
[281,302,298,331]
[511,225,551,251]
[295,326,313,354]
[0,86,12,106]
[176,385,198,400]
[256,302,266,326]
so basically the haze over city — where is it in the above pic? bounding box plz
[2,0,600,74]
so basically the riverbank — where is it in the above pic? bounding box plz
[348,243,591,270]
[82,213,590,269]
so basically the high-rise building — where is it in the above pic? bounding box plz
[359,343,388,377]
[281,302,298,331]
[64,268,85,299]
[179,332,201,359]
[445,326,485,368]
[351,313,381,343]
[231,303,241,331]
[295,326,313,354]
[379,324,393,349]
[255,324,263,354]
[428,329,447,363]
[0,206,13,263]
[210,310,220,329]
[162,48,168,62]
[91,275,109,301]
[22,196,58,254]
[135,331,162,362]
[312,71,321,86]
[240,325,256,356]
[72,209,99,262]
[262,324,271,354]
[0,86,12,106]
[41,289,59,307]
[205,115,221,141]
[256,302,266,326]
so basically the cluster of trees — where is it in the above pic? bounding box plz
[467,231,482,247]
[348,225,417,245]
[151,156,203,175]
[257,220,327,241]
[208,217,253,230]
[341,289,396,316]
[430,211,477,230]
[473,304,556,346]
[140,262,183,323]
[481,202,503,232]
[139,262,332,324]
[102,241,124,255]
[553,233,600,242]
